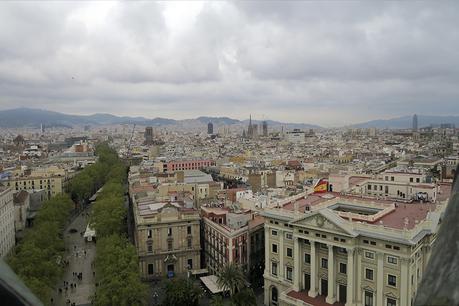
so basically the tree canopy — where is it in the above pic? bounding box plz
[7,194,74,304]
[162,278,203,306]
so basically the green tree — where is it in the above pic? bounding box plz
[210,295,224,306]
[231,288,257,306]
[162,278,203,306]
[7,194,73,304]
[93,235,147,306]
[216,263,246,297]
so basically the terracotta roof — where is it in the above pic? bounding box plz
[370,203,437,230]
[287,290,344,306]
[248,215,265,228]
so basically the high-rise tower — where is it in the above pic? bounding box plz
[145,126,153,145]
[248,114,253,138]
[262,121,268,137]
[207,122,213,134]
[413,114,418,131]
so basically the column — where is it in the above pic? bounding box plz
[264,227,269,276]
[279,231,284,278]
[308,241,318,297]
[263,227,270,306]
[356,248,362,305]
[376,252,384,306]
[400,258,409,306]
[293,237,301,291]
[345,248,355,306]
[326,245,336,304]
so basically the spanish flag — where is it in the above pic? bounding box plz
[314,178,328,193]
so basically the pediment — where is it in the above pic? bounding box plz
[291,210,357,237]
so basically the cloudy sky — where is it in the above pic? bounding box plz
[0,1,458,126]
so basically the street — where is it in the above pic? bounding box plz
[51,208,96,306]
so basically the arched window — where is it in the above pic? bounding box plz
[271,286,278,305]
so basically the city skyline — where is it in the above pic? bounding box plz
[1,1,459,126]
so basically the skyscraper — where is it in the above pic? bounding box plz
[207,122,213,134]
[247,114,253,138]
[262,121,268,137]
[413,114,418,131]
[145,126,153,145]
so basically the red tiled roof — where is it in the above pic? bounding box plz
[371,203,437,229]
[248,215,264,228]
[287,290,344,306]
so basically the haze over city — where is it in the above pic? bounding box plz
[1,1,459,126]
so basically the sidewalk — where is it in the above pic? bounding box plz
[51,208,96,306]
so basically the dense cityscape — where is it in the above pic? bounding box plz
[0,110,458,306]
[1,2,459,306]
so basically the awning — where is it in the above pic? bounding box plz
[191,268,208,275]
[199,275,229,294]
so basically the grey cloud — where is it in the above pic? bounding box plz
[0,1,458,126]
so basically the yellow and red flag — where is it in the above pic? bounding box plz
[314,178,328,193]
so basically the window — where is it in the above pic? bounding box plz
[147,229,152,238]
[368,185,372,190]
[386,244,392,249]
[148,264,154,275]
[304,253,311,264]
[187,259,193,269]
[363,239,369,244]
[416,178,420,183]
[286,233,293,240]
[272,262,278,276]
[168,227,172,236]
[147,244,153,253]
[321,258,328,269]
[365,251,375,259]
[388,274,397,287]
[365,268,374,280]
[410,178,413,182]
[339,263,347,274]
[391,176,394,181]
[387,256,398,264]
[286,267,293,281]
[287,247,293,257]
[364,291,373,306]
[370,241,376,246]
[272,244,278,253]
[393,246,400,250]
[168,240,173,251]
[272,230,278,236]
[187,237,192,248]
[187,226,192,235]
[387,298,397,306]
[385,186,389,193]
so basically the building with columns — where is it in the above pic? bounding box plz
[262,187,450,306]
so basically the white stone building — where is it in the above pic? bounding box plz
[0,185,15,258]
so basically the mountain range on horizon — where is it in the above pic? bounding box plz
[0,108,320,129]
[0,107,458,130]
